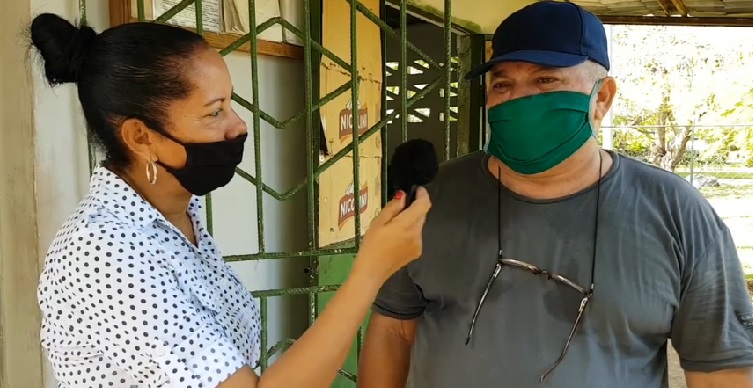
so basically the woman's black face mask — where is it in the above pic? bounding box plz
[157,134,248,196]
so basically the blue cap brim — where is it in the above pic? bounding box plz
[464,50,589,80]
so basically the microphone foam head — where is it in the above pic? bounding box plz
[389,138,439,192]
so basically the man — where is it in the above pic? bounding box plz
[357,2,753,388]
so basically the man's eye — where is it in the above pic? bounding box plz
[209,108,223,117]
[537,78,558,84]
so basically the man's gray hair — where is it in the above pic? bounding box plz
[581,60,608,84]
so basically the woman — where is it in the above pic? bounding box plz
[31,13,431,388]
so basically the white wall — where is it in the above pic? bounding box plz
[28,1,308,386]
[411,0,537,33]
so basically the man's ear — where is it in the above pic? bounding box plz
[593,77,617,122]
[119,118,159,162]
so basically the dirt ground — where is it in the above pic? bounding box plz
[663,184,753,387]
[667,343,686,388]
[667,279,753,388]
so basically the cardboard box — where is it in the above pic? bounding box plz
[320,0,382,77]
[317,0,384,247]
[319,61,382,158]
[318,156,382,247]
[318,0,383,158]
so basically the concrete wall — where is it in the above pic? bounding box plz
[2,1,309,387]
[409,0,538,33]
[0,0,44,386]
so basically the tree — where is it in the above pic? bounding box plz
[610,25,753,171]
[720,90,753,167]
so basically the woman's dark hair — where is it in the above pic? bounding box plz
[29,13,209,169]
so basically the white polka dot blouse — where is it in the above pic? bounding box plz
[38,167,261,387]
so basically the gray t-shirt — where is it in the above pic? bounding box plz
[373,150,753,388]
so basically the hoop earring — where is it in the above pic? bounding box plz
[145,159,158,185]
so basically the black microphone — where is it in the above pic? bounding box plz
[389,139,439,207]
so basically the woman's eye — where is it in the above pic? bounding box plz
[209,108,223,117]
[537,77,558,84]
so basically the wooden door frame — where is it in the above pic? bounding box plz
[0,0,45,386]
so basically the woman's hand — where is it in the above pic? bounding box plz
[354,187,432,283]
[230,188,431,388]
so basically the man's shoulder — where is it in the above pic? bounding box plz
[617,154,700,198]
[615,153,721,228]
[429,151,488,189]
[618,154,681,182]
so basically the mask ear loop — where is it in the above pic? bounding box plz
[588,79,605,139]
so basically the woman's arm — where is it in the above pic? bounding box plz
[221,268,382,388]
[220,188,431,388]
[264,265,383,387]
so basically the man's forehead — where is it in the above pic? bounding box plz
[489,62,567,78]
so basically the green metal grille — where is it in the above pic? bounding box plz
[81,0,476,384]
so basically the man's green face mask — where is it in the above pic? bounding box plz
[485,80,603,175]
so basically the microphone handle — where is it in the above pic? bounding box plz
[406,185,418,207]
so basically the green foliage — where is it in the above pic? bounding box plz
[609,25,753,170]
[745,129,753,167]
[610,128,651,161]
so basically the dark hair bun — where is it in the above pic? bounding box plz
[30,13,97,85]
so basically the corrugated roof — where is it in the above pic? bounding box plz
[571,0,753,25]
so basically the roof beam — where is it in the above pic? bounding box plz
[599,15,753,27]
[655,0,674,16]
[668,0,688,16]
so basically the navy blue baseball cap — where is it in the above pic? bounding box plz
[465,1,610,80]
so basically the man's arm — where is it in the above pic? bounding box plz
[685,368,753,388]
[671,205,753,388]
[358,313,418,388]
[357,266,428,388]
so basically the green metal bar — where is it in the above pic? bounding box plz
[216,18,284,57]
[223,245,356,262]
[79,0,97,174]
[400,0,407,142]
[351,0,362,249]
[303,0,315,253]
[338,369,357,382]
[193,1,208,227]
[251,284,340,298]
[468,34,486,153]
[298,76,443,167]
[78,0,86,23]
[136,0,145,21]
[268,338,295,358]
[154,0,194,23]
[304,0,320,328]
[356,326,364,360]
[345,0,442,71]
[230,76,443,203]
[218,18,353,77]
[380,0,389,206]
[259,297,268,371]
[218,33,254,55]
[265,18,353,73]
[205,194,214,235]
[230,77,351,131]
[443,0,452,160]
[384,0,476,35]
[251,16,280,36]
[248,0,266,253]
[258,336,357,381]
[194,0,203,35]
